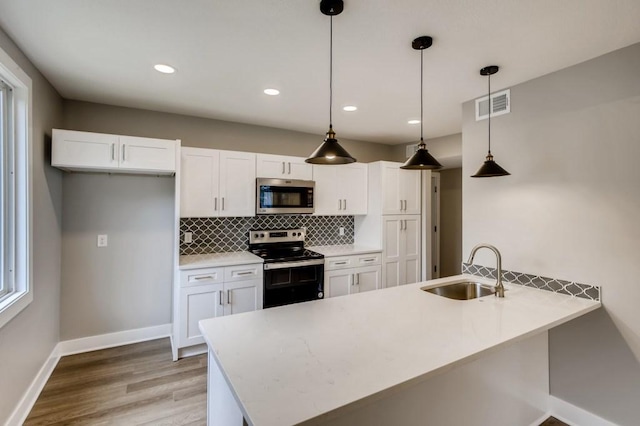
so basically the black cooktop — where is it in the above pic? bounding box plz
[249,247,324,263]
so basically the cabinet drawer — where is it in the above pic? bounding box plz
[357,253,381,267]
[181,267,224,287]
[325,256,357,271]
[224,264,262,282]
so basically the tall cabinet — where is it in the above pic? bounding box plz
[355,161,426,288]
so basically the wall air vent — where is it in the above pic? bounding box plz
[475,89,510,121]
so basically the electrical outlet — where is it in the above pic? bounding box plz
[97,234,108,247]
[339,227,345,236]
[184,232,193,244]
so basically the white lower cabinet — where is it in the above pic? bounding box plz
[324,253,382,298]
[174,263,262,358]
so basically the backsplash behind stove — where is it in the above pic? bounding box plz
[180,215,354,255]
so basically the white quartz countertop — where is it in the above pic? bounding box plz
[199,274,600,426]
[306,244,382,257]
[179,251,263,270]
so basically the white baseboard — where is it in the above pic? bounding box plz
[6,323,172,426]
[5,346,60,426]
[56,323,172,357]
[549,396,619,426]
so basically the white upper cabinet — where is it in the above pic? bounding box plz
[180,147,255,218]
[313,163,367,215]
[366,161,420,215]
[256,154,313,180]
[52,129,177,174]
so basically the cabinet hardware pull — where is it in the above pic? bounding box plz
[400,200,402,211]
[288,162,291,174]
[111,144,115,161]
[194,276,215,280]
[362,258,374,262]
[236,271,253,276]
[338,199,342,210]
[122,144,126,161]
[343,199,347,210]
[282,162,285,174]
[219,291,223,305]
[214,197,218,211]
[222,197,225,210]
[349,274,354,286]
[334,261,348,265]
[227,290,231,305]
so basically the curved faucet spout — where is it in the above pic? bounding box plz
[467,244,505,297]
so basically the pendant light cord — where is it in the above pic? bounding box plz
[329,15,333,129]
[487,72,491,154]
[420,49,424,142]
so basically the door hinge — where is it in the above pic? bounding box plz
[434,226,437,232]
[434,265,437,273]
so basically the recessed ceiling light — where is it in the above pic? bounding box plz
[408,119,421,125]
[154,64,175,74]
[343,105,357,112]
[264,88,280,96]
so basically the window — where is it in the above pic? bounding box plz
[0,45,32,329]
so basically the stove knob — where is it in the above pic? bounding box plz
[318,292,324,299]
[260,233,265,238]
[253,233,259,238]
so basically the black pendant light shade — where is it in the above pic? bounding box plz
[305,126,356,164]
[471,65,510,178]
[306,0,357,165]
[401,36,442,170]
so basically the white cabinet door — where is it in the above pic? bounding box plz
[382,216,402,288]
[52,129,119,170]
[355,265,381,293]
[401,215,421,285]
[325,269,355,298]
[338,163,368,215]
[224,279,261,315]
[256,154,313,180]
[118,135,176,173]
[399,168,421,215]
[180,148,219,218]
[179,283,224,347]
[312,165,339,215]
[219,151,256,217]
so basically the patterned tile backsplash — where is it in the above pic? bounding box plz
[462,262,601,301]
[180,215,354,255]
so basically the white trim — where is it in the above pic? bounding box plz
[549,396,619,426]
[529,411,553,426]
[5,346,60,426]
[56,323,172,356]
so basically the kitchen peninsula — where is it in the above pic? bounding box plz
[199,275,600,426]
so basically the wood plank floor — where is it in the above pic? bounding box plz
[25,338,207,426]
[25,337,569,425]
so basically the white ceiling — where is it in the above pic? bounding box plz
[1,0,640,145]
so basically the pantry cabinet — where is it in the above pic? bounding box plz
[313,163,368,215]
[180,147,256,217]
[52,129,178,174]
[382,215,421,287]
[256,154,313,180]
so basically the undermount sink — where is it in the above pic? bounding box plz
[421,281,497,300]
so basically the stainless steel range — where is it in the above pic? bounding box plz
[249,228,324,308]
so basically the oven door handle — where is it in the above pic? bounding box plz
[264,259,325,270]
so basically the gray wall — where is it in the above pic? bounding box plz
[439,168,462,277]
[462,42,640,425]
[0,29,63,423]
[59,101,396,340]
[63,100,395,162]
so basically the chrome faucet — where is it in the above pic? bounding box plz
[467,244,505,298]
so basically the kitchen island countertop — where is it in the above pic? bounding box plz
[199,274,600,425]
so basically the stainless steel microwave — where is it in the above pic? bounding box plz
[256,178,315,214]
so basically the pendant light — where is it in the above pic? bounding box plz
[471,65,510,177]
[305,0,356,165]
[400,36,442,170]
